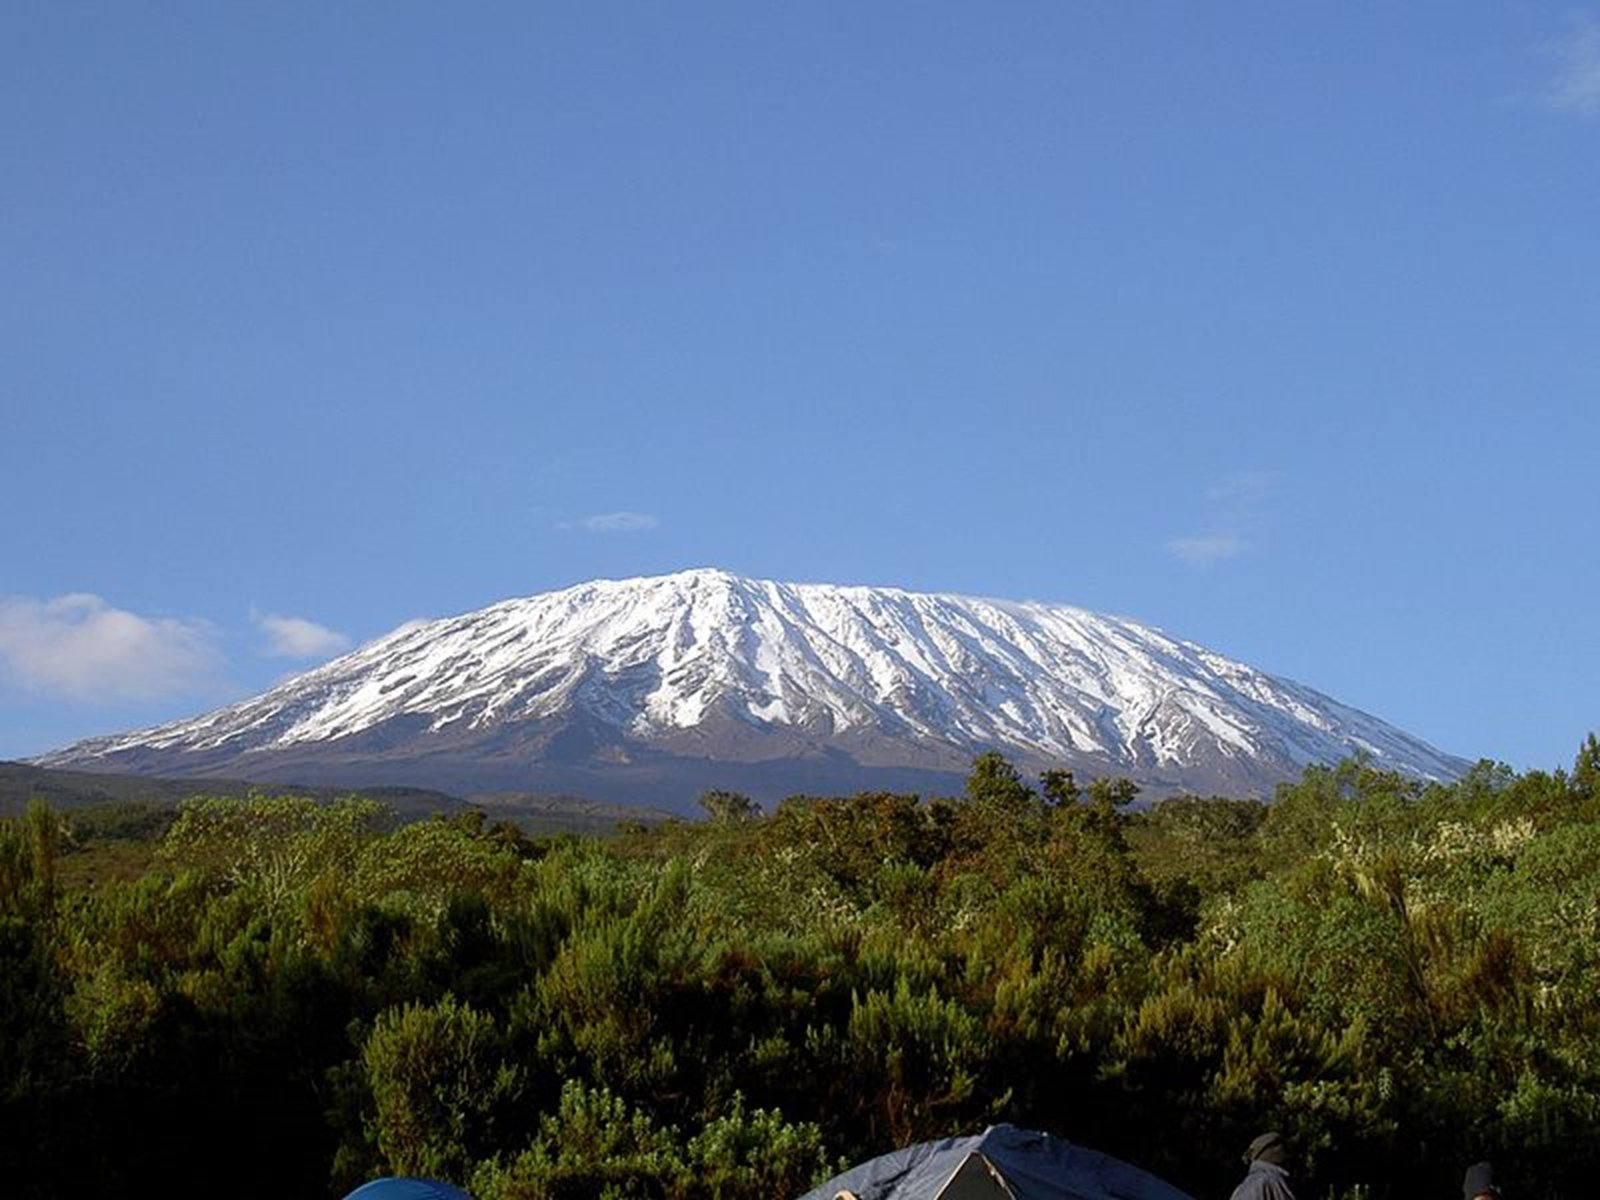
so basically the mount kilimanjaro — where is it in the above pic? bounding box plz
[35,569,1467,808]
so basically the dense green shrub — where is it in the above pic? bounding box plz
[7,742,1600,1196]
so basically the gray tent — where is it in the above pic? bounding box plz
[797,1124,1193,1200]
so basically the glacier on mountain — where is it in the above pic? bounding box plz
[36,569,1467,800]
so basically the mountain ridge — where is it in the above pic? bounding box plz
[35,569,1468,807]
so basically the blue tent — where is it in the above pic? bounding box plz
[342,1179,473,1200]
[797,1124,1193,1200]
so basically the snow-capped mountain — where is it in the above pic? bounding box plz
[36,569,1467,806]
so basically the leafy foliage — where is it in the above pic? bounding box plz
[5,744,1600,1197]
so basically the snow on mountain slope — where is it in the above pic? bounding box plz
[35,569,1467,798]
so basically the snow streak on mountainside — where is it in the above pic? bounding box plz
[37,570,1467,802]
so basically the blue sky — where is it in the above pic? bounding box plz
[4,4,1597,773]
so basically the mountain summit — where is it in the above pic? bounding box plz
[36,569,1467,806]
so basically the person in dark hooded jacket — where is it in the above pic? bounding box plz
[1228,1131,1296,1200]
[1462,1161,1501,1199]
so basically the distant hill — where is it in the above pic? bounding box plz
[0,759,461,816]
[0,761,674,835]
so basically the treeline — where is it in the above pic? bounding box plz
[5,739,1600,1198]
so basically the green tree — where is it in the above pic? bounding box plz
[363,995,523,1180]
[1572,732,1600,801]
[1039,768,1080,807]
[965,751,1035,811]
[698,790,761,824]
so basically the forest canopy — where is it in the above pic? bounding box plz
[5,736,1600,1199]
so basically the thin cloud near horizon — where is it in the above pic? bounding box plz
[0,593,222,702]
[559,511,662,534]
[1166,534,1249,567]
[253,611,352,659]
[1165,470,1283,567]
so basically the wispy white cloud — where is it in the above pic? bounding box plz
[1165,534,1248,566]
[253,611,351,659]
[0,594,222,702]
[1205,469,1283,508]
[1544,19,1600,118]
[1166,470,1283,568]
[560,511,661,534]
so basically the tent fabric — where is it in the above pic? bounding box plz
[341,1179,474,1200]
[938,1152,1018,1199]
[798,1124,1193,1200]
